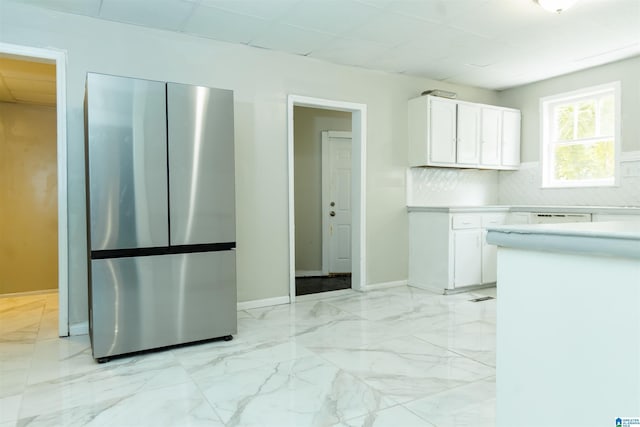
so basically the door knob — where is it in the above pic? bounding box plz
[330,211,336,217]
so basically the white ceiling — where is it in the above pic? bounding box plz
[14,0,640,90]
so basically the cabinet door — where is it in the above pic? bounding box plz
[481,213,506,284]
[428,97,457,164]
[456,103,480,165]
[482,230,498,284]
[501,110,521,167]
[480,107,501,166]
[453,230,482,288]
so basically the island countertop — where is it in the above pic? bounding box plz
[491,220,640,426]
[486,220,640,259]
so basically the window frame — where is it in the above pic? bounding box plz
[540,81,621,189]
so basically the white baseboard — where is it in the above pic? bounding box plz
[69,321,89,336]
[237,295,290,311]
[295,270,324,277]
[362,280,408,291]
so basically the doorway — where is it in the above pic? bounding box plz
[292,107,352,296]
[287,96,367,302]
[0,43,68,337]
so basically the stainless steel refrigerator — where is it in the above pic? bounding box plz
[84,72,236,362]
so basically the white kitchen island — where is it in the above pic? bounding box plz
[486,221,640,427]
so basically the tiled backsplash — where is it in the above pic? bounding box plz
[408,151,640,207]
[498,156,640,207]
[408,167,499,206]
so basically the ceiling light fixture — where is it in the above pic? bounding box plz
[536,0,578,14]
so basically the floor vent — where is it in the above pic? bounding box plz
[469,296,495,302]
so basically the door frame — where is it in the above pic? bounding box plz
[321,130,352,276]
[0,42,69,337]
[287,95,366,302]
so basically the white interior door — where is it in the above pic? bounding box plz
[322,131,352,275]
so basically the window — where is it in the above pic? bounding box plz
[540,82,620,188]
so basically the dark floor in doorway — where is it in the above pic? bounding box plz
[295,275,351,296]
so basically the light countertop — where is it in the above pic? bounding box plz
[508,205,640,215]
[486,221,640,259]
[407,205,509,213]
[407,205,640,215]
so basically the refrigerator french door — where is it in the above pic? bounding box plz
[85,73,236,362]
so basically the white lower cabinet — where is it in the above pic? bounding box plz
[453,230,482,287]
[480,213,506,284]
[408,210,506,293]
[409,208,640,294]
[482,230,497,284]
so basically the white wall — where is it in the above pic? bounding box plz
[497,56,640,207]
[0,1,499,324]
[293,106,351,273]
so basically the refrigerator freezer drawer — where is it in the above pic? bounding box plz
[86,73,169,251]
[167,83,236,246]
[90,251,237,359]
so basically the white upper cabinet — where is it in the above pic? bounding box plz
[456,103,481,165]
[428,97,457,164]
[480,106,501,167]
[501,109,521,168]
[408,95,520,170]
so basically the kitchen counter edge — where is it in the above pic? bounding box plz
[486,221,640,260]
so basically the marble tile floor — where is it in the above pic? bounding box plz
[0,286,497,427]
